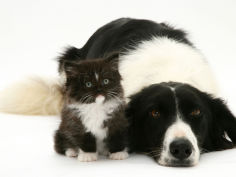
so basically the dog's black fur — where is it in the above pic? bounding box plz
[58,18,192,69]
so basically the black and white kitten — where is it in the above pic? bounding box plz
[54,57,129,162]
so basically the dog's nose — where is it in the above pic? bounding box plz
[169,138,192,160]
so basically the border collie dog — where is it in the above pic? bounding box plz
[1,18,235,166]
[58,18,236,166]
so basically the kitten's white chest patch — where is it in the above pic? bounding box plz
[68,99,121,153]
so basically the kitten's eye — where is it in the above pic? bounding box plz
[85,82,92,88]
[151,110,160,118]
[190,109,201,117]
[103,79,109,85]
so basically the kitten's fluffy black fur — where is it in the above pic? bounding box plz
[54,57,129,161]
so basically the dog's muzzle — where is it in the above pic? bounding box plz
[157,120,200,167]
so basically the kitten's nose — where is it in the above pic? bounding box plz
[95,95,105,103]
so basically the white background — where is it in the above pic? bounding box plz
[0,0,236,177]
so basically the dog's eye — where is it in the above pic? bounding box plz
[190,109,201,117]
[151,110,160,118]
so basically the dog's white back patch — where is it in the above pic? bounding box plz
[119,37,219,100]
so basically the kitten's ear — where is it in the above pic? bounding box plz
[58,46,81,73]
[104,52,119,70]
[63,61,80,78]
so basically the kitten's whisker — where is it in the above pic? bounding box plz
[80,93,93,103]
[80,95,90,102]
[107,91,119,95]
[107,91,120,98]
[85,96,94,103]
[107,93,121,102]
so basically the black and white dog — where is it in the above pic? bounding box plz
[1,18,235,167]
[58,18,236,166]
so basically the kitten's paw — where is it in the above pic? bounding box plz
[78,150,98,162]
[65,148,78,157]
[109,151,129,160]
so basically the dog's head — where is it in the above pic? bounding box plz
[127,82,236,167]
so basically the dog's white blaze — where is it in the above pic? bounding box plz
[68,98,121,155]
[119,37,220,101]
[158,86,200,166]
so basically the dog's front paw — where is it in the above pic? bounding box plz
[109,151,129,160]
[78,150,97,162]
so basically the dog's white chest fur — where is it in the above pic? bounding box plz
[68,97,120,153]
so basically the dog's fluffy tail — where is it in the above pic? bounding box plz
[0,77,64,115]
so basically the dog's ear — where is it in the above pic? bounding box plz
[203,94,236,151]
[126,91,144,122]
[126,91,146,151]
